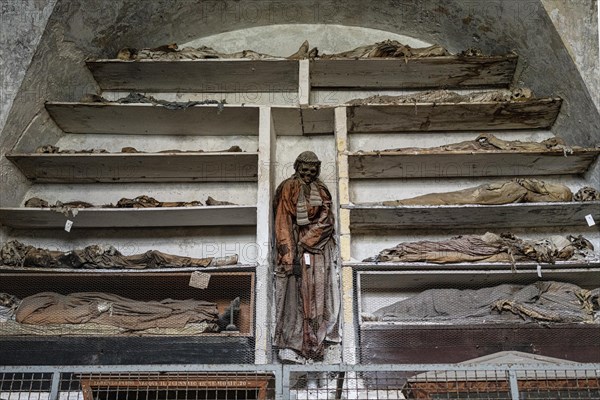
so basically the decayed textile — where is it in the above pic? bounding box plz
[113,195,202,208]
[36,145,242,154]
[362,133,584,154]
[273,152,340,360]
[317,40,449,59]
[347,88,533,105]
[81,92,227,111]
[35,145,107,154]
[381,179,574,206]
[13,292,219,331]
[24,195,237,209]
[364,232,594,264]
[366,281,600,324]
[0,240,237,269]
[115,40,455,61]
[116,41,308,61]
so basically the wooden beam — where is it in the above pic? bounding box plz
[347,98,561,133]
[7,152,259,183]
[310,55,519,89]
[87,59,299,92]
[345,201,600,230]
[46,102,260,135]
[0,206,257,229]
[348,149,600,179]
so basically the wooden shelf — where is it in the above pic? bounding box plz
[310,54,518,89]
[348,149,600,179]
[355,269,600,364]
[0,264,257,273]
[7,152,258,183]
[347,98,561,133]
[346,261,600,272]
[0,205,257,229]
[0,271,256,365]
[271,106,334,135]
[46,102,260,135]
[344,201,600,230]
[87,59,299,92]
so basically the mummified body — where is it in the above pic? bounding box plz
[273,152,340,361]
[366,281,600,324]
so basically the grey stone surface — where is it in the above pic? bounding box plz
[542,0,599,110]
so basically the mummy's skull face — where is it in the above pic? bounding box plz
[297,162,319,184]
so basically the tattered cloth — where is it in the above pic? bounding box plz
[273,174,340,359]
[361,133,584,155]
[115,40,454,61]
[364,232,594,264]
[347,88,533,105]
[368,281,600,324]
[381,179,574,206]
[81,92,227,111]
[14,292,219,331]
[0,240,237,269]
[35,145,242,154]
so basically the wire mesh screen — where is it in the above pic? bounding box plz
[62,372,276,400]
[0,271,256,365]
[355,271,600,365]
[0,373,53,400]
[285,366,600,400]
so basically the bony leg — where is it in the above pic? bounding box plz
[218,297,240,331]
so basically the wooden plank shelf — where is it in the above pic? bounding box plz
[0,270,257,365]
[348,149,600,179]
[271,106,334,135]
[344,201,600,230]
[6,152,259,183]
[345,262,600,272]
[46,102,260,135]
[347,98,562,133]
[310,54,519,89]
[0,205,257,229]
[86,59,299,92]
[0,264,257,273]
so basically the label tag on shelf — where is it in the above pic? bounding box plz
[304,253,311,266]
[64,220,73,232]
[189,271,210,289]
[537,264,542,278]
[585,214,596,227]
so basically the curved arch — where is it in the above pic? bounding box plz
[182,24,432,55]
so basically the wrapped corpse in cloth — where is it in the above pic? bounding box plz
[364,281,600,325]
[364,232,595,264]
[0,240,237,269]
[0,292,240,336]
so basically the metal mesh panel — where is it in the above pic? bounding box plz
[61,372,276,400]
[355,271,600,365]
[285,366,600,400]
[513,369,600,400]
[0,373,53,400]
[0,271,256,365]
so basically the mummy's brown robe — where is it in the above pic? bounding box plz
[15,292,219,331]
[273,175,340,360]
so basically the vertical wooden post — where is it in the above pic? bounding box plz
[255,106,275,364]
[298,60,310,106]
[334,106,356,364]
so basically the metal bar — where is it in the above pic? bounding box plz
[48,372,61,400]
[508,370,520,400]
[274,365,284,400]
[1,363,600,373]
